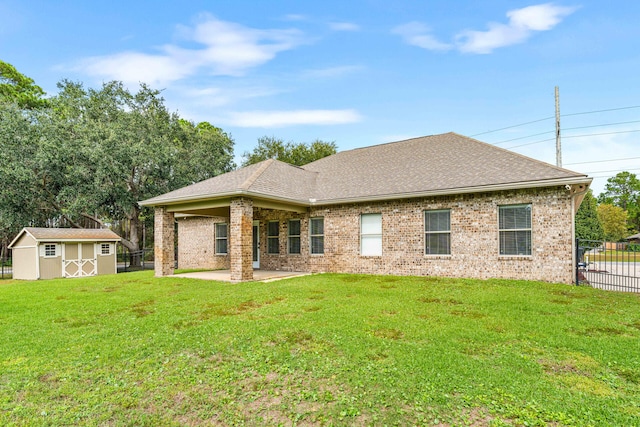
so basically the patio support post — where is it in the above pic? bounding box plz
[230,197,253,282]
[154,206,175,277]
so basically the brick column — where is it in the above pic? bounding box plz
[230,197,253,282]
[154,207,175,277]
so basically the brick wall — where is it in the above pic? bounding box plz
[177,186,575,283]
[154,207,175,277]
[177,216,229,270]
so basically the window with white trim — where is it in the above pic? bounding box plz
[310,217,324,255]
[44,243,57,257]
[499,204,532,256]
[361,213,382,256]
[267,221,279,254]
[100,243,112,255]
[425,210,451,255]
[215,223,228,254]
[288,219,301,254]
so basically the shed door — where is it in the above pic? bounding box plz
[63,243,97,278]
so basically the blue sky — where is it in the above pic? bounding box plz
[2,1,639,195]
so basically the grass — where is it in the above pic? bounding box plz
[1,272,640,426]
[587,250,639,263]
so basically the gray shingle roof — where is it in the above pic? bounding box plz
[141,132,590,207]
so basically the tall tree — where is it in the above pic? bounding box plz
[0,60,47,109]
[0,80,235,259]
[575,190,604,241]
[597,204,628,242]
[242,136,337,166]
[598,171,640,233]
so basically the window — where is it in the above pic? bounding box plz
[288,219,301,254]
[310,217,324,254]
[44,244,57,257]
[425,210,451,255]
[215,223,228,254]
[267,221,279,254]
[499,204,532,256]
[361,213,382,256]
[100,243,112,255]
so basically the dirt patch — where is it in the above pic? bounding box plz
[419,297,462,305]
[373,328,404,340]
[130,299,155,317]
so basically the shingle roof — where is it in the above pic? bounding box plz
[25,228,121,241]
[141,132,591,207]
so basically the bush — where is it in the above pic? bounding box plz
[629,243,640,252]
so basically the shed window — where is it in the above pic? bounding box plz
[288,219,301,254]
[310,217,324,255]
[100,243,113,255]
[425,210,451,255]
[267,221,279,254]
[44,244,57,257]
[499,204,532,256]
[361,213,382,256]
[215,223,228,254]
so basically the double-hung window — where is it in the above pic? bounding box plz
[215,223,228,254]
[267,221,279,254]
[361,213,382,256]
[288,219,301,254]
[310,217,324,255]
[499,204,532,256]
[425,210,451,255]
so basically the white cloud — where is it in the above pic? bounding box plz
[392,22,452,51]
[394,3,578,54]
[303,65,364,78]
[329,22,361,32]
[225,109,363,127]
[457,3,578,54]
[73,14,305,85]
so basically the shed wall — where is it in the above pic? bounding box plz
[40,253,62,280]
[12,247,37,280]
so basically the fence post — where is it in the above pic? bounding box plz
[575,238,579,286]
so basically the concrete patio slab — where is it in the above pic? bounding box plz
[172,270,310,282]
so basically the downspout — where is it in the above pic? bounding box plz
[570,184,590,285]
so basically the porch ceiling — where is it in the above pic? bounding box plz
[166,196,308,216]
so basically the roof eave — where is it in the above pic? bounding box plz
[311,176,592,206]
[140,190,310,208]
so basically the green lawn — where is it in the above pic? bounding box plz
[587,250,639,263]
[1,272,639,426]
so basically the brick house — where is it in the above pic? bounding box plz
[141,133,592,283]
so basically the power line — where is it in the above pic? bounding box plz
[584,167,640,174]
[470,116,554,137]
[506,138,555,149]
[563,119,640,132]
[565,156,640,166]
[563,129,640,139]
[563,105,640,117]
[473,104,640,139]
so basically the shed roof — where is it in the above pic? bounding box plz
[9,227,121,248]
[141,132,591,207]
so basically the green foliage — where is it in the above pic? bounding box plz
[242,136,337,166]
[0,80,235,251]
[1,272,640,425]
[0,60,47,109]
[629,243,640,252]
[598,171,640,233]
[597,203,629,242]
[575,189,604,241]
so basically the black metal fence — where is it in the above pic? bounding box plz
[576,239,639,293]
[117,248,155,273]
[1,250,11,279]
